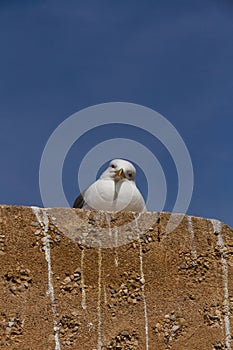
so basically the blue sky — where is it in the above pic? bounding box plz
[0,0,232,227]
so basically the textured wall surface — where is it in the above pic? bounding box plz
[0,205,233,350]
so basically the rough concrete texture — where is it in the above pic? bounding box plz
[0,205,233,350]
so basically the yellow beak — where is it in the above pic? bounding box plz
[115,168,125,179]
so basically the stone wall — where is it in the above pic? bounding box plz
[0,205,233,350]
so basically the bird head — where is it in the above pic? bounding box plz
[101,159,136,182]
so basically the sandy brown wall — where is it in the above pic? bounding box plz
[0,205,233,350]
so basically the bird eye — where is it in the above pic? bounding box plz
[128,173,132,177]
[110,164,116,168]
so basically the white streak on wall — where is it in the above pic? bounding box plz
[211,219,231,350]
[187,216,197,260]
[104,285,108,305]
[81,248,86,310]
[105,212,112,238]
[113,226,119,267]
[134,214,149,350]
[32,207,61,350]
[104,212,118,266]
[97,246,102,350]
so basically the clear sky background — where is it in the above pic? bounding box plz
[0,0,232,227]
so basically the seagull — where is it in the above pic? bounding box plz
[73,159,146,212]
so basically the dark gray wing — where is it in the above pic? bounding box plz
[73,191,86,208]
